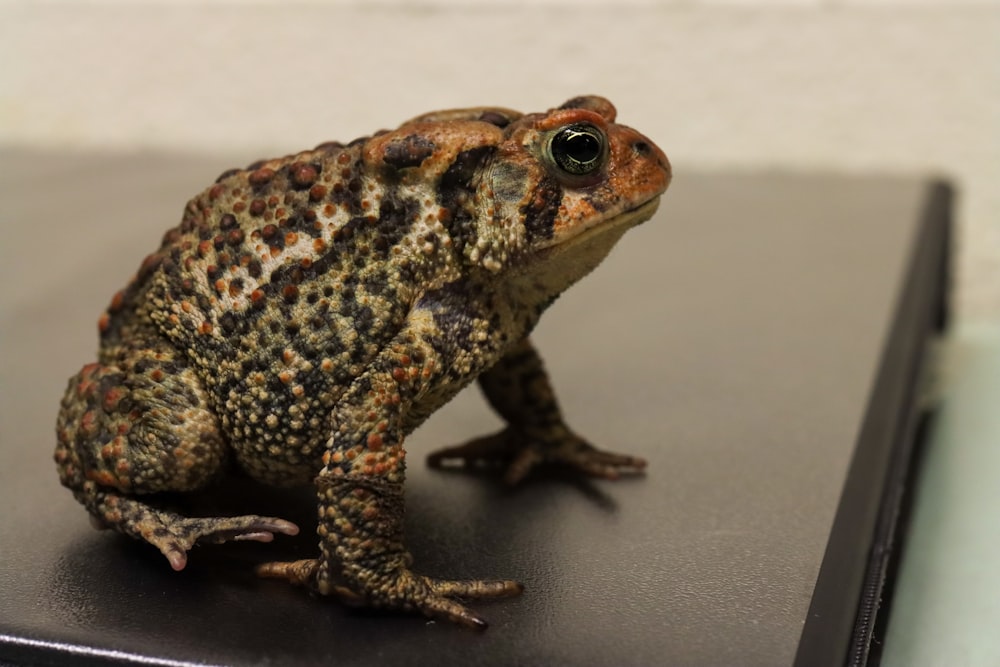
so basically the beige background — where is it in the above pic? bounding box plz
[1,0,998,321]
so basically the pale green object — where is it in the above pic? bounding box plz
[883,323,1000,666]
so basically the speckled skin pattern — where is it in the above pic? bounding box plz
[55,96,671,628]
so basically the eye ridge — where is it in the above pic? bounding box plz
[548,123,607,176]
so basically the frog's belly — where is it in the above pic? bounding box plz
[227,431,328,487]
[215,365,345,487]
[217,342,481,486]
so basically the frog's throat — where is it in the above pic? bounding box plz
[511,197,661,305]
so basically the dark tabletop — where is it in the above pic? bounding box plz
[0,152,940,666]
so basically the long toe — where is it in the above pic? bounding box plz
[427,433,514,470]
[420,596,491,630]
[256,558,320,587]
[427,577,524,599]
[184,515,300,545]
[565,447,647,479]
[148,514,300,569]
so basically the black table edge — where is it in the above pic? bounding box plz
[793,180,953,667]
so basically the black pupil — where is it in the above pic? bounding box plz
[561,128,601,164]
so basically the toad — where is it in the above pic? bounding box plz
[55,95,671,628]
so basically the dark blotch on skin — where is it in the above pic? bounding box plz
[215,168,240,184]
[440,147,493,202]
[583,190,612,213]
[478,111,511,128]
[379,195,419,237]
[329,175,365,216]
[438,146,495,252]
[559,97,592,111]
[382,135,436,170]
[521,175,562,242]
[557,96,615,120]
[248,259,263,279]
[219,311,238,335]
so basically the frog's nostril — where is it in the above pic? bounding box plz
[633,139,670,174]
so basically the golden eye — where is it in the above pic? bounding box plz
[547,123,606,176]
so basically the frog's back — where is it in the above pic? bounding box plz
[92,121,505,474]
[122,140,422,339]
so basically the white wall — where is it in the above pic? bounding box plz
[2,1,997,321]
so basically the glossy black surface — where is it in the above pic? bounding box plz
[0,154,947,666]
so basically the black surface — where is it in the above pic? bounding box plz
[794,182,951,667]
[0,153,950,666]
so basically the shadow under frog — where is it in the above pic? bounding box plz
[42,462,630,665]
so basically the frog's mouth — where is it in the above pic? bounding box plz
[541,197,661,256]
[601,197,660,232]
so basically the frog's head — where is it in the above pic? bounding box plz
[482,96,671,288]
[363,96,670,284]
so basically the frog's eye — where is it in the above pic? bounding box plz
[546,123,607,177]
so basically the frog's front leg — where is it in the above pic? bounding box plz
[259,473,520,629]
[427,337,647,484]
[257,307,522,628]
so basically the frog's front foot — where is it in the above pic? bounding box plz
[256,558,522,629]
[427,426,647,485]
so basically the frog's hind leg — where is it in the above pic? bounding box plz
[55,343,298,570]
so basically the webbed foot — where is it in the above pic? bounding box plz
[257,558,522,629]
[427,426,647,484]
[103,496,299,570]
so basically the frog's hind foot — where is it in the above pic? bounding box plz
[90,492,300,571]
[54,353,299,570]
